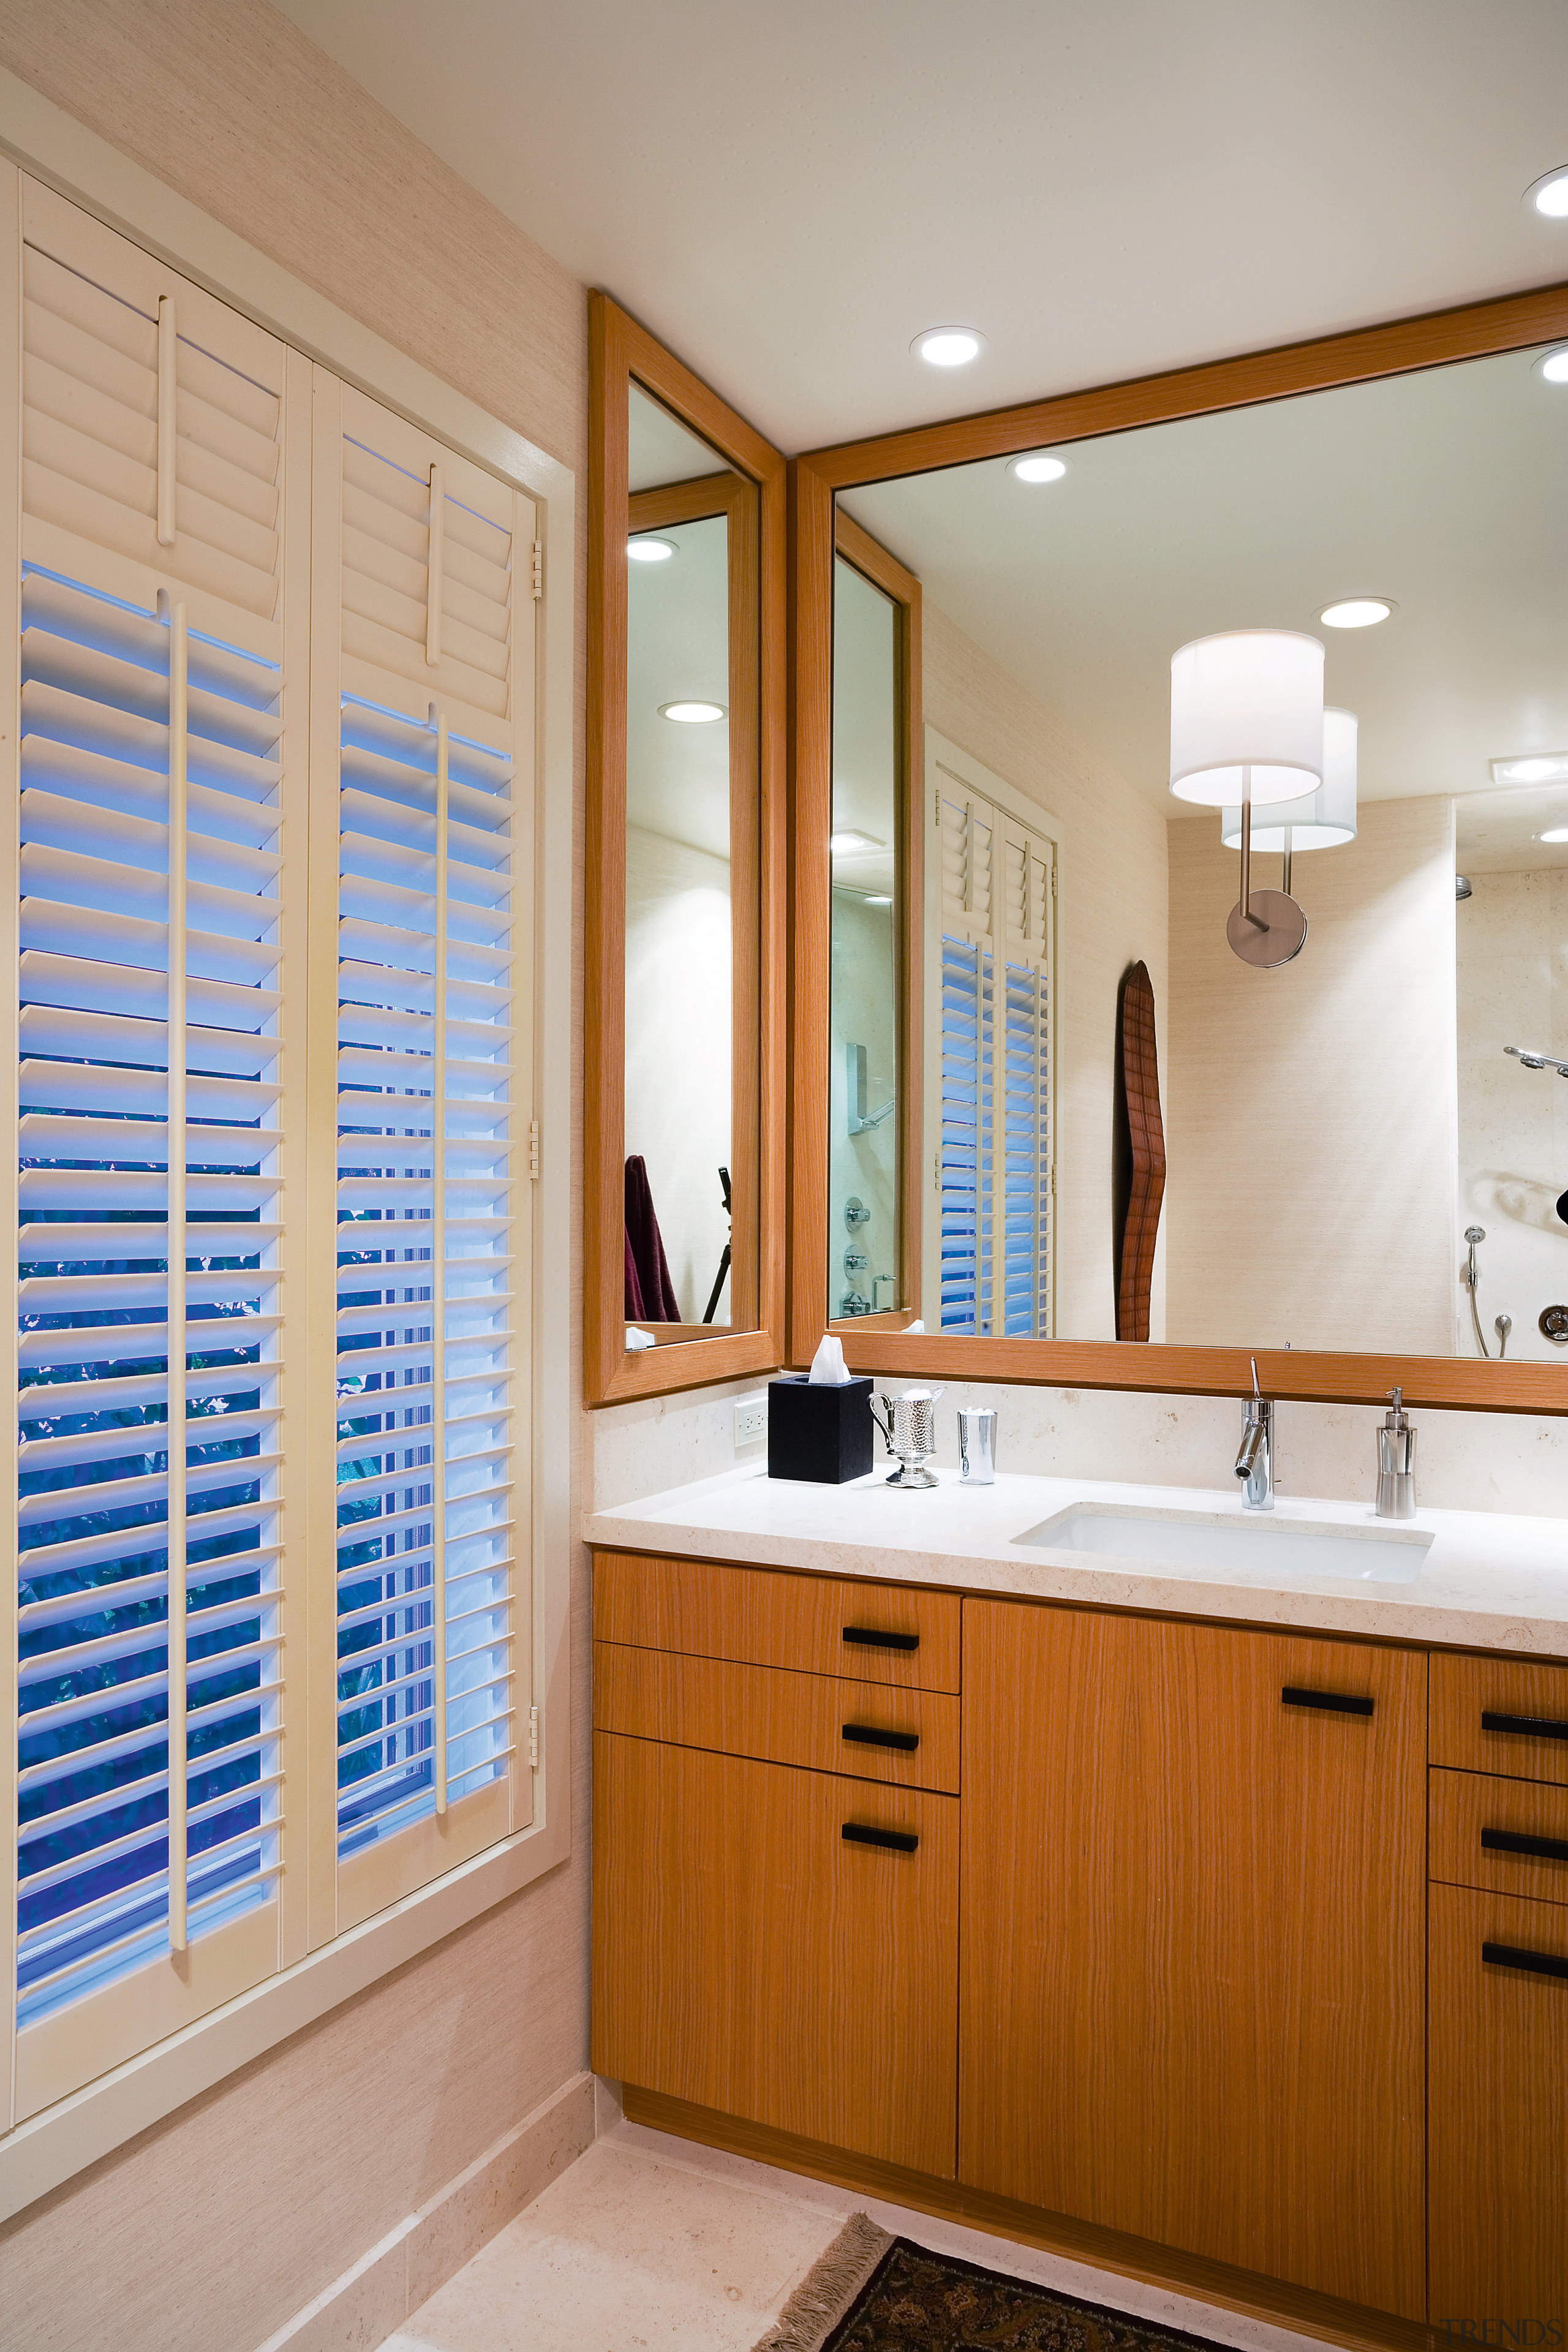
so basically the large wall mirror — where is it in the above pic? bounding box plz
[587,298,785,1401]
[793,288,1568,1411]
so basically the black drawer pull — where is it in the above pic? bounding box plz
[842,1722,919,1753]
[1482,1940,1568,1983]
[1482,1826,1568,1864]
[1480,1709,1568,1742]
[842,1821,918,1854]
[843,1625,919,1653]
[1281,1686,1374,1717]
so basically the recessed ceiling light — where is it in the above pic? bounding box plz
[862,892,894,905]
[1539,347,1568,383]
[1009,453,1067,484]
[1526,167,1568,219]
[660,700,725,724]
[1317,597,1394,629]
[1491,752,1568,786]
[628,536,676,564]
[912,326,985,369]
[1536,825,1568,844]
[830,827,885,853]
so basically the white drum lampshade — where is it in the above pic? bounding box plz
[1169,630,1326,807]
[1222,706,1358,852]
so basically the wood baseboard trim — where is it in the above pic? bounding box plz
[622,2087,1438,2352]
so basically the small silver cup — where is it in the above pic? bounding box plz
[869,1386,944,1487]
[957,1406,997,1485]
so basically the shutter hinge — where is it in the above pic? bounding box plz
[529,1705,540,1769]
[529,1118,541,1180]
[532,541,544,600]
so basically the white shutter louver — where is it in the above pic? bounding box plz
[932,768,1054,1338]
[315,380,532,1929]
[12,184,300,2104]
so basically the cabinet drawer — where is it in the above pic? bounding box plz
[592,1550,960,1692]
[592,1730,959,2177]
[1431,1766,1568,1907]
[594,1640,960,1793]
[1429,1882,1568,2328]
[1431,1653,1568,1786]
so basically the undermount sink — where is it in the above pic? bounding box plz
[1014,1502,1434,1585]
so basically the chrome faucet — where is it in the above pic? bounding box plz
[1235,1358,1274,1511]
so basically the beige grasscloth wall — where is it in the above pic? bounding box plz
[1164,797,1458,1353]
[923,604,1171,1340]
[0,4,594,2346]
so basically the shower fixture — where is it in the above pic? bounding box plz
[1462,1226,1496,1359]
[1505,1044,1568,1077]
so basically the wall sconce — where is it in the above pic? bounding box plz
[1170,629,1324,967]
[1222,705,1358,895]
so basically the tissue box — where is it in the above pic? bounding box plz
[767,1373,875,1484]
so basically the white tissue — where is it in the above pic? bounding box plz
[625,1326,657,1352]
[807,1333,853,1386]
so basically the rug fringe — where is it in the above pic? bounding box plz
[750,2210,894,2352]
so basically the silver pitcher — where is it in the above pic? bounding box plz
[869,1386,944,1488]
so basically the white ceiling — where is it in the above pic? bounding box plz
[278,0,1568,453]
[841,342,1568,819]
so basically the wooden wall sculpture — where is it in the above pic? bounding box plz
[1115,962,1166,1342]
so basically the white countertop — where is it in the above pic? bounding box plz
[583,1464,1568,1657]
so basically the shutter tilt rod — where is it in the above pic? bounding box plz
[425,462,444,666]
[160,589,190,1953]
[432,703,448,1812]
[156,296,177,548]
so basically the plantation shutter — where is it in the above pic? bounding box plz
[309,375,533,1936]
[930,764,1054,1338]
[10,180,308,2115]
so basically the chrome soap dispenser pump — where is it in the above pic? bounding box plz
[1376,1389,1417,1520]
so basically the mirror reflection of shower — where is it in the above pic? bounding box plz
[1461,1224,1512,1359]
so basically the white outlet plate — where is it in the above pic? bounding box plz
[734,1393,768,1449]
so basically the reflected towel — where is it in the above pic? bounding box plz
[625,1154,680,1321]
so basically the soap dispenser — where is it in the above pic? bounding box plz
[1376,1389,1417,1520]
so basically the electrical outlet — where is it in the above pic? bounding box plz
[734,1393,768,1450]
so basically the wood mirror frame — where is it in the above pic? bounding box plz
[818,511,923,1336]
[586,295,786,1403]
[790,279,1568,1414]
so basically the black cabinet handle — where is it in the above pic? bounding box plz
[842,1723,919,1753]
[842,1821,918,1854]
[1482,1826,1568,1864]
[1281,1686,1374,1717]
[1480,1709,1568,1742]
[1482,1940,1568,1983]
[843,1625,919,1653]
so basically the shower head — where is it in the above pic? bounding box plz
[1464,1226,1485,1245]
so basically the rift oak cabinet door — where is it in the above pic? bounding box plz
[1429,1884,1568,2331]
[593,1732,959,2176]
[959,1602,1426,2321]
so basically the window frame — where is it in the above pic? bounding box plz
[0,94,575,2225]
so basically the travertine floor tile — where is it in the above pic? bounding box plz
[388,2133,843,2351]
[390,2113,1332,2352]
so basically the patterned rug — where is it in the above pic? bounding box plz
[753,2214,1238,2352]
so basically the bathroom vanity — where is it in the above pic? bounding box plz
[586,1470,1568,2351]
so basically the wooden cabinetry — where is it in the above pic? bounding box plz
[590,1550,959,2177]
[594,1732,957,2173]
[1429,1885,1568,2330]
[959,1600,1426,2320]
[592,1548,1567,2337]
[1428,1652,1568,2331]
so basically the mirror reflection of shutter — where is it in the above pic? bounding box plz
[998,820,1054,1338]
[937,782,996,1335]
[309,374,534,1937]
[12,178,307,2116]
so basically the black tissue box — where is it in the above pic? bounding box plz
[767,1373,874,1484]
